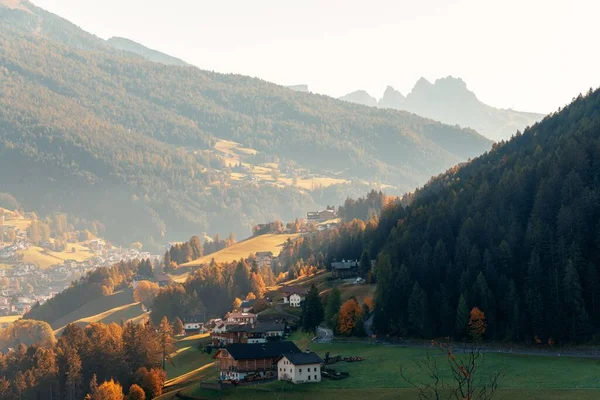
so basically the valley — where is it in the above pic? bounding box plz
[0,0,492,250]
[0,1,599,400]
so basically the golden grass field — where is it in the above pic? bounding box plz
[182,233,300,267]
[214,139,257,167]
[0,315,21,324]
[1,211,31,230]
[17,243,94,269]
[281,176,349,190]
[212,140,347,190]
[50,289,136,330]
[53,302,145,335]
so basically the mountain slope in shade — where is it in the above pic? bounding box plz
[341,76,545,141]
[0,0,108,50]
[370,87,600,343]
[106,36,190,66]
[0,1,491,248]
[339,90,378,107]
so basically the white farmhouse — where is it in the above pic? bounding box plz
[277,352,323,384]
[288,293,304,307]
[282,286,308,307]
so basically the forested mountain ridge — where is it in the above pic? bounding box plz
[106,37,190,66]
[367,88,600,343]
[0,0,491,248]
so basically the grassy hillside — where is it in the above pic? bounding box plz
[0,1,491,247]
[183,234,300,267]
[1,210,30,230]
[49,288,135,330]
[17,244,94,269]
[53,302,145,335]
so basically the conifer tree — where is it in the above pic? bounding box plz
[301,284,324,334]
[455,294,469,339]
[325,287,342,330]
[158,317,175,370]
[172,317,185,336]
[407,282,427,337]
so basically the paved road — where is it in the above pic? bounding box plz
[315,326,334,343]
[332,337,600,359]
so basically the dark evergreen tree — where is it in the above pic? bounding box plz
[325,287,342,331]
[455,294,469,339]
[407,282,427,337]
[301,285,324,334]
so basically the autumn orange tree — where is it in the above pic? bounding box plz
[468,307,487,342]
[133,280,160,306]
[89,379,124,400]
[172,317,185,336]
[338,298,363,336]
[127,384,146,400]
[363,297,375,313]
[158,317,175,370]
[135,367,167,398]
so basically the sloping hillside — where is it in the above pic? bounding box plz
[49,288,135,330]
[182,233,300,267]
[368,88,600,343]
[0,1,492,247]
[106,36,190,66]
[53,302,145,335]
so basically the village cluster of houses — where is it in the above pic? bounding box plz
[0,231,160,319]
[197,282,326,385]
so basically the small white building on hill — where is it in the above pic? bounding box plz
[282,286,308,307]
[277,352,323,384]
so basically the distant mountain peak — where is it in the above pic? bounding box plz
[434,75,468,90]
[338,90,378,107]
[414,77,433,88]
[379,86,406,110]
[342,75,544,141]
[383,85,403,96]
[411,75,478,103]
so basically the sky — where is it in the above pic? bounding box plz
[30,0,600,114]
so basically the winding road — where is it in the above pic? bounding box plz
[315,326,334,343]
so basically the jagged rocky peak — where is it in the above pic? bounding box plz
[432,76,478,101]
[378,86,406,109]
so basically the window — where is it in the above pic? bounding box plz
[308,375,311,380]
[299,368,302,373]
[314,375,317,380]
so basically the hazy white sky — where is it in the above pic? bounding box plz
[31,0,600,114]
